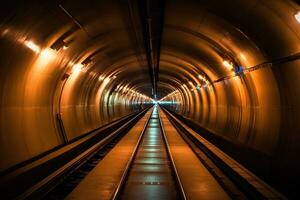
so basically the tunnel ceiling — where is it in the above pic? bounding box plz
[3,0,300,197]
[1,0,300,99]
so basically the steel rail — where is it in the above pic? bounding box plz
[158,107,187,200]
[110,108,153,200]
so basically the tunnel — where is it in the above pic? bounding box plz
[1,0,300,199]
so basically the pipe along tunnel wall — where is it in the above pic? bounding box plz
[1,0,300,198]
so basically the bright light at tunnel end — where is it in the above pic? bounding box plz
[152,100,162,105]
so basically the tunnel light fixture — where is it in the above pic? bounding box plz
[98,76,105,81]
[40,48,56,62]
[222,59,233,70]
[198,74,205,81]
[103,77,111,84]
[198,74,210,86]
[295,11,300,23]
[24,40,40,53]
[188,81,195,89]
[72,63,84,74]
[112,75,117,79]
[123,87,128,93]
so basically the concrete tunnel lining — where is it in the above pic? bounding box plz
[1,0,300,198]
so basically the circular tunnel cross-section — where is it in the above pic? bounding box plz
[0,0,300,199]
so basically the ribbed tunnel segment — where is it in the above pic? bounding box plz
[1,0,300,199]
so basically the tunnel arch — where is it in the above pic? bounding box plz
[1,0,300,198]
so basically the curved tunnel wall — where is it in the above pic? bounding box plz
[0,42,151,170]
[0,1,153,171]
[0,0,300,197]
[158,0,300,194]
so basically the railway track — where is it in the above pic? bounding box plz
[111,106,186,200]
[0,109,150,200]
[5,105,286,200]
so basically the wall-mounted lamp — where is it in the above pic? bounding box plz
[222,59,234,70]
[72,63,84,74]
[98,76,104,81]
[24,40,40,53]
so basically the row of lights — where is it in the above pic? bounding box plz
[116,85,151,100]
[2,28,122,86]
[219,9,300,71]
[0,28,89,77]
[161,90,180,101]
[160,10,300,102]
[162,10,300,100]
[22,38,88,77]
[5,9,300,77]
[2,28,123,89]
[181,73,212,93]
[22,38,116,82]
[2,28,149,104]
[1,28,243,97]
